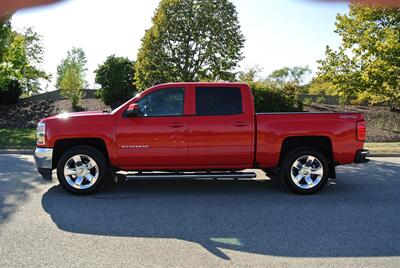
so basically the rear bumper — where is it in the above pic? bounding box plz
[34,147,53,180]
[354,149,370,163]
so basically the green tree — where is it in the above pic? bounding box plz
[306,79,336,95]
[135,0,245,90]
[21,27,49,93]
[237,65,263,83]
[59,65,85,108]
[267,66,311,86]
[0,18,14,90]
[317,4,400,110]
[95,55,136,105]
[0,17,48,103]
[56,47,87,108]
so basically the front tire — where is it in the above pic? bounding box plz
[280,147,329,194]
[56,146,108,195]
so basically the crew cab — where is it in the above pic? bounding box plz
[34,82,369,194]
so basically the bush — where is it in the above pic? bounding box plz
[251,82,303,113]
[303,97,313,106]
[338,96,349,106]
[95,55,136,106]
[0,80,22,105]
[316,96,326,104]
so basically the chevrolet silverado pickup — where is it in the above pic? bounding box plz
[34,82,369,194]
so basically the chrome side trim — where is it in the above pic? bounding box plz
[34,147,53,169]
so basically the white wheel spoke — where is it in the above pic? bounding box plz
[64,167,77,176]
[305,156,315,166]
[86,160,97,170]
[293,160,303,170]
[85,174,94,183]
[304,175,314,186]
[72,155,82,164]
[293,174,304,183]
[311,168,323,175]
[75,176,83,187]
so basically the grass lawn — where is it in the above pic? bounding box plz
[0,128,36,149]
[365,142,400,153]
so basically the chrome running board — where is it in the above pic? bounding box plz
[122,171,257,180]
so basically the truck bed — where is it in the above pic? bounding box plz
[255,112,365,168]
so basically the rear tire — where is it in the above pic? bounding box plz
[280,147,329,194]
[56,146,108,195]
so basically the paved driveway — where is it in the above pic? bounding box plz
[0,154,399,267]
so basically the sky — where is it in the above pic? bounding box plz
[11,0,349,91]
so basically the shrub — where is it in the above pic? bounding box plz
[95,55,136,106]
[338,96,349,106]
[303,97,313,106]
[0,80,22,105]
[316,96,326,104]
[251,82,303,113]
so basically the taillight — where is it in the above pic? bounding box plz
[357,121,366,141]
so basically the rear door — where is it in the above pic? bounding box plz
[188,85,254,167]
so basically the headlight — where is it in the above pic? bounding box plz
[37,122,46,145]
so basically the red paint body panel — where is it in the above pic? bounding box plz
[38,82,365,171]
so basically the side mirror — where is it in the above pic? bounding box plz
[126,103,141,117]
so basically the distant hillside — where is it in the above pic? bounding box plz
[305,104,400,142]
[0,98,111,128]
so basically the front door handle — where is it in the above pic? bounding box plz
[233,121,249,127]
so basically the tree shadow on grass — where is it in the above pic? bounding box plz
[42,159,400,260]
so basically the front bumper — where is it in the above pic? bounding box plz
[354,149,370,163]
[34,147,53,180]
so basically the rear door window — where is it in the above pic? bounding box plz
[195,87,242,116]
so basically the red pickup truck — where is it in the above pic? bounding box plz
[34,82,369,195]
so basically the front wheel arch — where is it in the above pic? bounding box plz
[52,138,110,169]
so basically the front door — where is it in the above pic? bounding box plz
[116,87,189,169]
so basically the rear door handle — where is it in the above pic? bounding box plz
[169,123,185,128]
[233,121,249,127]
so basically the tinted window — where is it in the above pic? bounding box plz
[196,87,243,116]
[136,87,184,116]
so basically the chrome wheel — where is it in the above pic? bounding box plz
[290,155,324,190]
[63,154,99,190]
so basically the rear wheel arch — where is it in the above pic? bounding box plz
[280,136,333,165]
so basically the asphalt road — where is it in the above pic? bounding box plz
[0,155,400,267]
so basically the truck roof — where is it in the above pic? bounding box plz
[151,82,250,88]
